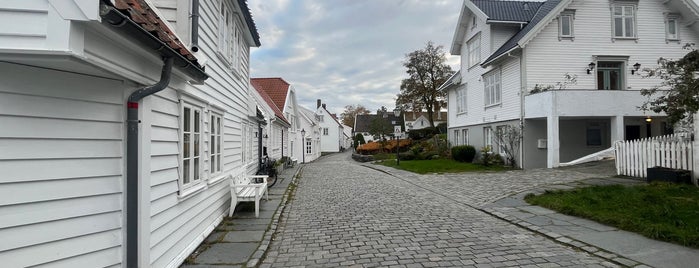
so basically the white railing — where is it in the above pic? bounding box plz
[615,134,693,178]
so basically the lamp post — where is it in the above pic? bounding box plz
[393,108,401,165]
[301,128,306,163]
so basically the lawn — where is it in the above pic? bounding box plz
[376,158,509,174]
[525,183,699,248]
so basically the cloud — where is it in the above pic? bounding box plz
[249,0,461,115]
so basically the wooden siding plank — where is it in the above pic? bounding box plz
[0,193,120,229]
[0,116,122,139]
[31,246,121,268]
[0,92,123,122]
[0,176,121,208]
[0,139,122,160]
[0,158,122,183]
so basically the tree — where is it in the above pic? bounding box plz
[368,116,393,143]
[340,104,370,127]
[396,41,455,127]
[640,44,699,124]
[493,125,521,167]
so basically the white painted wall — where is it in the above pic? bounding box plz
[317,107,342,152]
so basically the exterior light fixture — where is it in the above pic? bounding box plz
[393,107,401,117]
[632,62,641,75]
[645,117,652,123]
[586,62,596,74]
[300,129,306,163]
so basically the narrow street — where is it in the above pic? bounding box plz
[260,152,617,268]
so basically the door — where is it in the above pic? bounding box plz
[597,62,623,90]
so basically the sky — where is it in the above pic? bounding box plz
[248,0,462,116]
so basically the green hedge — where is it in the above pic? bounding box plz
[451,145,476,163]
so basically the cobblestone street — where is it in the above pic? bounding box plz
[260,153,619,267]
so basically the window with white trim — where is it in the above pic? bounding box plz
[210,112,223,175]
[471,15,477,29]
[461,129,469,145]
[456,84,467,114]
[218,0,241,69]
[453,130,460,146]
[558,10,575,40]
[306,139,312,154]
[323,128,329,135]
[666,15,680,41]
[612,3,636,39]
[496,125,506,154]
[484,127,493,149]
[484,70,501,106]
[181,101,203,189]
[467,34,481,68]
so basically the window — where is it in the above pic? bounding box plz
[586,123,603,146]
[461,129,469,145]
[323,128,329,135]
[666,15,680,41]
[456,84,467,114]
[218,1,241,68]
[467,34,481,68]
[306,139,312,154]
[318,115,324,122]
[612,4,636,38]
[453,130,460,146]
[471,15,477,29]
[558,10,575,40]
[181,102,203,189]
[596,61,624,90]
[210,113,223,175]
[495,126,506,154]
[484,70,501,106]
[484,127,493,149]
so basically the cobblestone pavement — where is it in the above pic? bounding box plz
[260,153,618,268]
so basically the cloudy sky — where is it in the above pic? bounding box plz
[248,0,462,115]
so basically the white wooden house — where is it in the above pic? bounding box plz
[403,111,448,131]
[316,99,344,152]
[0,0,261,267]
[251,80,291,162]
[250,78,302,163]
[298,106,323,163]
[444,0,699,168]
[342,124,354,150]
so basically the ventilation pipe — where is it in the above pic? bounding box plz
[190,0,200,52]
[126,57,174,267]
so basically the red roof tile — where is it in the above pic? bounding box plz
[250,78,290,113]
[251,81,290,125]
[114,0,199,64]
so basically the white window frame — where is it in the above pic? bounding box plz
[209,111,224,178]
[306,139,312,154]
[218,0,242,71]
[495,125,506,155]
[611,3,637,39]
[484,127,493,149]
[461,129,469,145]
[467,33,481,68]
[471,15,477,29]
[453,130,460,146]
[456,84,467,114]
[323,128,329,135]
[179,99,205,195]
[558,10,575,40]
[666,14,680,41]
[484,70,502,107]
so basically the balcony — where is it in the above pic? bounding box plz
[524,89,664,118]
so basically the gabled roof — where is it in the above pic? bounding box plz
[320,106,342,127]
[251,80,290,126]
[482,0,563,66]
[354,113,404,133]
[251,78,291,114]
[472,0,543,22]
[236,0,261,47]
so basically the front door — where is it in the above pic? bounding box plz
[597,62,623,90]
[625,125,641,140]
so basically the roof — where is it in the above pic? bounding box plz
[251,80,290,125]
[250,78,291,113]
[321,106,342,127]
[354,113,404,133]
[482,0,562,66]
[472,0,543,22]
[237,0,261,47]
[404,111,448,122]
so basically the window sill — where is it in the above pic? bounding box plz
[484,103,501,109]
[558,36,574,41]
[178,181,207,201]
[215,51,232,66]
[456,111,468,116]
[208,173,228,186]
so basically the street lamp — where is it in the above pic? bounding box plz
[301,128,306,163]
[393,108,401,165]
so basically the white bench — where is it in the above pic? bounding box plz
[229,173,269,218]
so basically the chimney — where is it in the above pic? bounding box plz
[317,99,322,109]
[523,3,530,11]
[322,103,326,109]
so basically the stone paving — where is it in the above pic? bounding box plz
[260,153,620,267]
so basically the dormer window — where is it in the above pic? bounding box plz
[612,3,637,39]
[666,14,680,41]
[558,10,575,40]
[467,33,481,68]
[471,15,477,29]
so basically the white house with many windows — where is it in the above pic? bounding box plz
[250,78,302,163]
[251,80,292,162]
[316,99,344,152]
[298,106,322,163]
[0,0,262,267]
[444,0,699,168]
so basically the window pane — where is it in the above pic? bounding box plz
[194,111,200,133]
[184,107,191,132]
[218,136,222,153]
[625,18,634,37]
[211,133,215,153]
[614,6,622,15]
[183,159,190,184]
[614,18,623,36]
[217,117,222,134]
[624,6,633,15]
[194,158,199,181]
[610,70,620,90]
[217,155,221,170]
[194,134,200,156]
[669,19,677,37]
[184,133,190,158]
[562,16,571,36]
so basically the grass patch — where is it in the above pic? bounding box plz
[376,158,509,174]
[525,183,699,248]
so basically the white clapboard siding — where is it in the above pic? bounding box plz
[0,61,125,267]
[0,1,48,50]
[615,134,693,178]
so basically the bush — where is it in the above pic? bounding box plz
[398,151,416,161]
[436,122,447,134]
[451,145,476,163]
[407,127,439,140]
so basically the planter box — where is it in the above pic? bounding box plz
[646,167,692,184]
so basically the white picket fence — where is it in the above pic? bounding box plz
[615,134,693,178]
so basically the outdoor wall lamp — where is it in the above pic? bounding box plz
[263,134,268,139]
[645,116,652,123]
[586,62,596,74]
[632,62,641,75]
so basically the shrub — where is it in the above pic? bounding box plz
[451,145,476,163]
[407,127,439,140]
[398,151,416,161]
